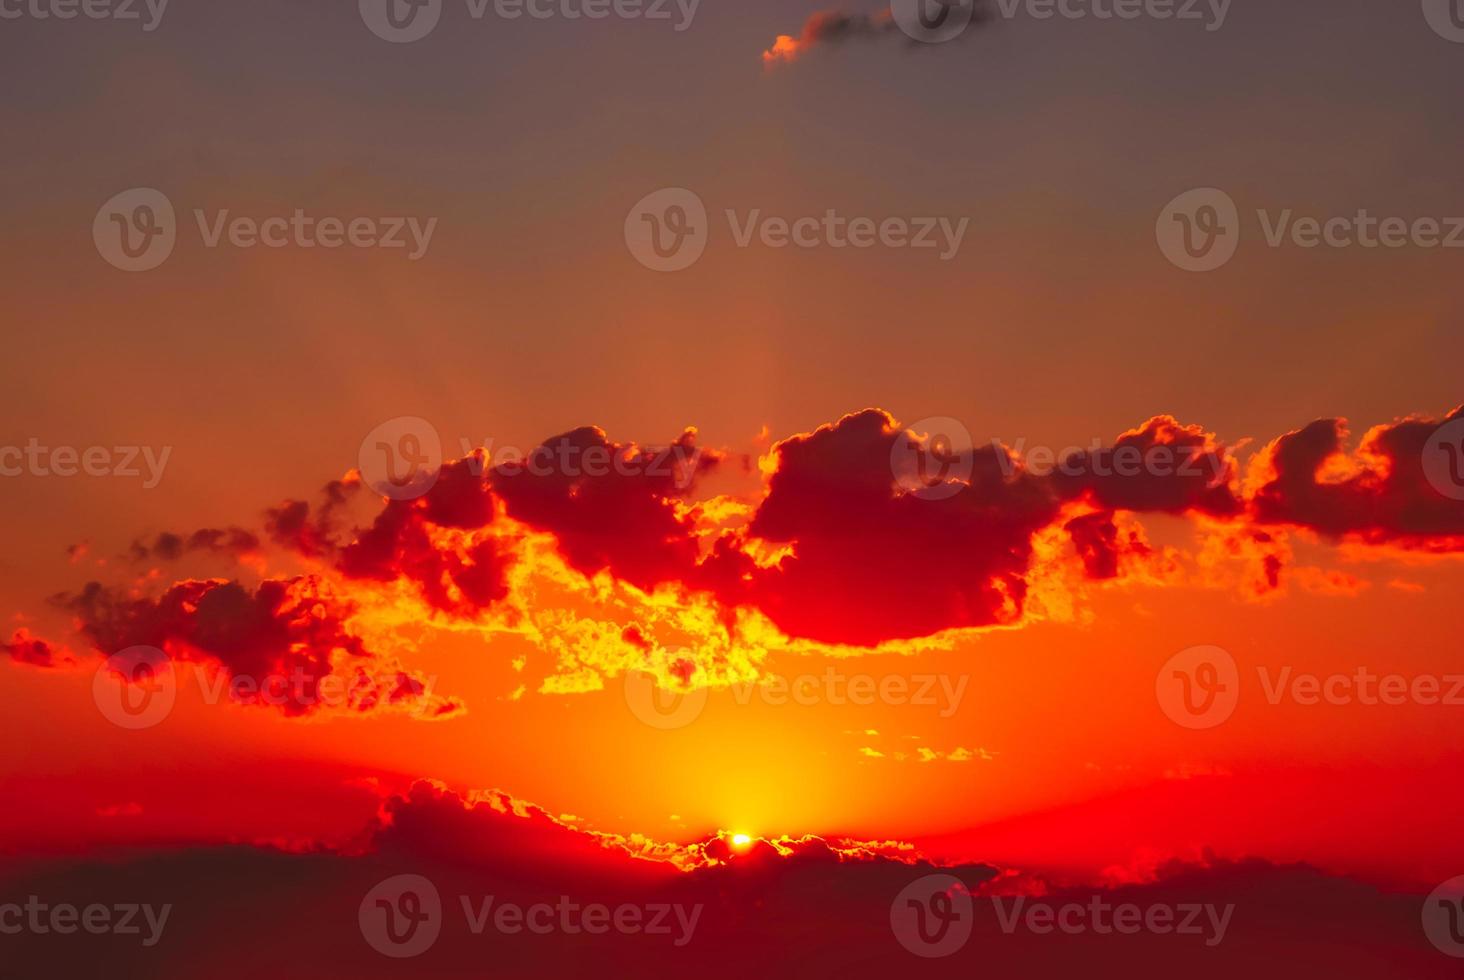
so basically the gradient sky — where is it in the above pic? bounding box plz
[3,0,1463,908]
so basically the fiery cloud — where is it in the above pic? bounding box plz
[9,405,1462,712]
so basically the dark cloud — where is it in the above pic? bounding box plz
[1250,406,1464,549]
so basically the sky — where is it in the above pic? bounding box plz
[2,0,1463,975]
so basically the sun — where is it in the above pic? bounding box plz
[731,833,753,849]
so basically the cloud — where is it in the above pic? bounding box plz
[1248,406,1464,550]
[762,3,993,66]
[10,405,1461,705]
[128,527,261,563]
[50,577,453,717]
[1,629,74,669]
[0,779,1445,980]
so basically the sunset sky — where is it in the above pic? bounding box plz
[2,1,1463,976]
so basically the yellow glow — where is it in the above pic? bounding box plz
[731,833,753,848]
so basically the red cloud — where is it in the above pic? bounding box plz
[52,577,451,716]
[1249,406,1464,550]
